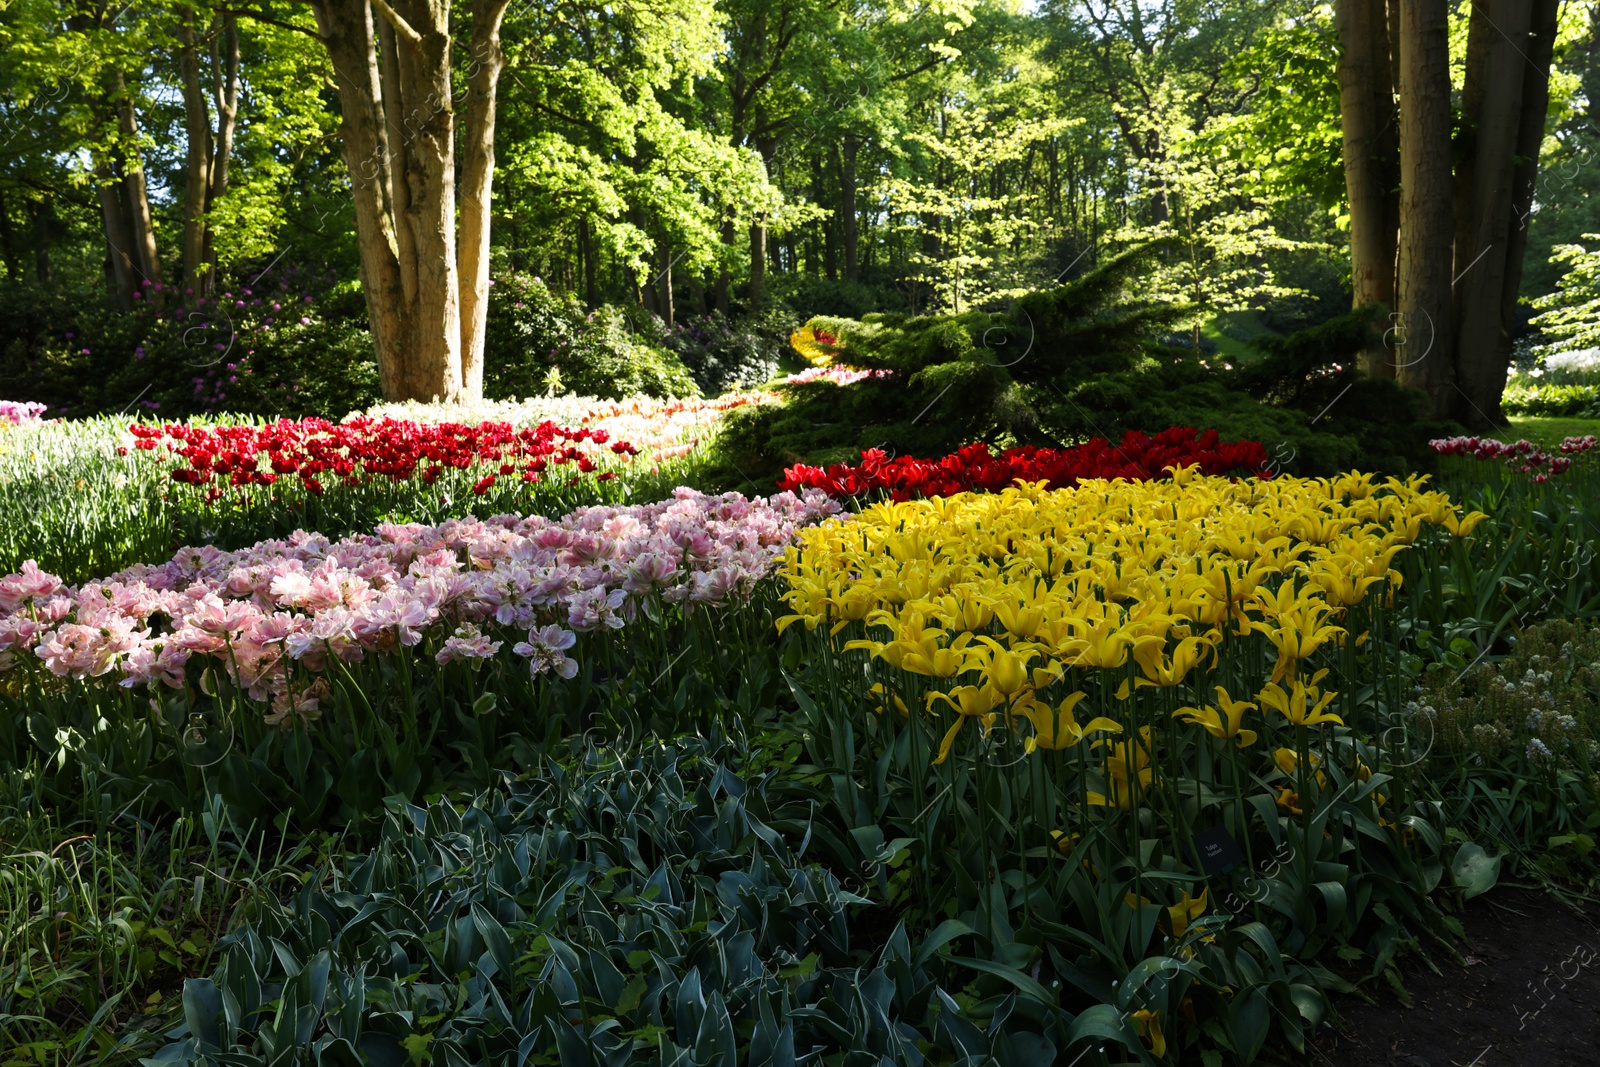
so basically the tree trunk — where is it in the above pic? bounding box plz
[314,0,410,400]
[204,17,240,287]
[96,158,138,310]
[112,74,163,300]
[0,187,16,282]
[312,0,467,402]
[1395,0,1455,417]
[457,0,512,400]
[658,237,675,328]
[31,199,51,287]
[178,16,214,301]
[1495,0,1561,388]
[715,217,734,314]
[841,133,859,283]
[391,0,462,404]
[578,215,597,307]
[1337,0,1401,376]
[749,216,767,308]
[1451,0,1531,429]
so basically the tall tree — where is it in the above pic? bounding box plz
[1394,0,1454,416]
[1339,0,1565,426]
[176,8,240,302]
[1335,0,1399,376]
[307,0,512,402]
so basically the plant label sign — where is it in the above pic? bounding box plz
[1185,826,1246,877]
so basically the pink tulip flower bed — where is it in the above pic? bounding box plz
[0,487,839,723]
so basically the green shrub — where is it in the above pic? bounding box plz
[483,272,699,400]
[1501,382,1600,418]
[1032,306,1453,477]
[708,252,1445,489]
[0,269,381,419]
[768,273,906,318]
[625,306,794,395]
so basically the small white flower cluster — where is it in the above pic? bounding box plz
[1403,696,1438,721]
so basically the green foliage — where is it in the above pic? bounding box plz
[148,741,1122,1066]
[768,275,907,320]
[0,270,380,420]
[1036,308,1450,478]
[483,273,699,401]
[707,244,1186,489]
[0,789,313,1057]
[626,307,795,396]
[1418,617,1600,889]
[1530,236,1600,357]
[1501,382,1600,419]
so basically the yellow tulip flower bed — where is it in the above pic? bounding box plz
[773,467,1490,1060]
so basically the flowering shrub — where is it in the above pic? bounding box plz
[778,427,1270,499]
[0,401,47,426]
[1429,434,1598,481]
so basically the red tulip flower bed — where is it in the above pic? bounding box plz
[777,427,1271,500]
[127,416,642,500]
[1429,434,1598,482]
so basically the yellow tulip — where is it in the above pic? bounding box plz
[1016,692,1122,752]
[1443,509,1488,537]
[899,631,974,679]
[1087,727,1154,810]
[1257,678,1343,727]
[967,636,1038,697]
[868,682,909,719]
[926,684,1003,764]
[1131,1008,1167,1058]
[1133,634,1212,688]
[1172,686,1258,748]
[1167,886,1208,938]
[1272,746,1327,786]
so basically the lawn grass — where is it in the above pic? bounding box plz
[1506,415,1600,447]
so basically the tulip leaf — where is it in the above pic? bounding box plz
[912,919,976,967]
[943,954,1056,1005]
[1450,843,1500,899]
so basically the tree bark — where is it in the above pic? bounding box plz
[749,216,767,308]
[0,187,16,282]
[457,0,512,400]
[112,73,163,299]
[96,158,138,310]
[715,217,734,314]
[1337,0,1401,376]
[314,0,410,400]
[313,0,467,402]
[1395,0,1455,417]
[1451,0,1531,429]
[203,17,240,286]
[658,236,675,328]
[177,15,214,300]
[840,133,859,283]
[1495,0,1561,389]
[578,215,597,308]
[31,198,51,287]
